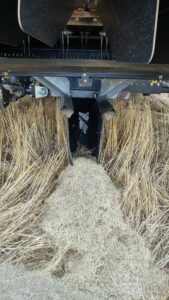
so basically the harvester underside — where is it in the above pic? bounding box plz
[0,0,169,157]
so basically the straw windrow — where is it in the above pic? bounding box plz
[100,95,169,268]
[0,97,67,269]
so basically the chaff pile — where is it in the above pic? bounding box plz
[100,95,169,269]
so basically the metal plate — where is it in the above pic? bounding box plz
[67,8,103,30]
[0,0,25,46]
[18,0,84,47]
[98,0,159,63]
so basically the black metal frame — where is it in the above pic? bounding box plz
[1,59,169,80]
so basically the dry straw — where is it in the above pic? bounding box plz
[0,97,67,269]
[0,94,169,273]
[100,94,169,269]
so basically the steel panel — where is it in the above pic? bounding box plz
[18,0,84,46]
[98,0,159,63]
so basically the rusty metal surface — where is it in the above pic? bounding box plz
[67,8,103,28]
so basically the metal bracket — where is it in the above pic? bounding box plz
[34,76,74,118]
[95,79,135,121]
[32,85,48,98]
[98,79,136,101]
[78,73,92,88]
[97,99,116,121]
[0,86,11,108]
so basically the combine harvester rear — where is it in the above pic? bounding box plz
[0,0,169,158]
